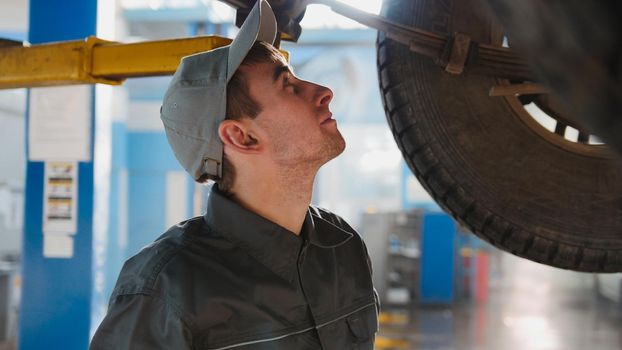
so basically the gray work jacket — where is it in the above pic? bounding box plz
[90,187,379,349]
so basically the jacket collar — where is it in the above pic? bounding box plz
[203,187,352,283]
[302,209,354,248]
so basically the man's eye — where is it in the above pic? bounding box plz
[284,77,296,92]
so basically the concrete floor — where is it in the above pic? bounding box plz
[378,253,622,350]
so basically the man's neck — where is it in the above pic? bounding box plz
[229,165,316,235]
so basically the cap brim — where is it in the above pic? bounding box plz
[226,0,277,82]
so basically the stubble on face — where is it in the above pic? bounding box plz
[268,118,346,169]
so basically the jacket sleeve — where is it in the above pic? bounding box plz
[361,239,381,315]
[90,293,193,350]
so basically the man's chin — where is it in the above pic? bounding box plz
[326,136,346,161]
[336,139,346,156]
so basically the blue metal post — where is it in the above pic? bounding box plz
[20,0,97,349]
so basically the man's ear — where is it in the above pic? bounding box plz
[218,119,261,154]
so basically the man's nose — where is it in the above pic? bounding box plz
[313,84,333,107]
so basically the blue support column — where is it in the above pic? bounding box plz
[20,1,97,349]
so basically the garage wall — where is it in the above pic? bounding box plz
[0,91,26,259]
[0,0,28,260]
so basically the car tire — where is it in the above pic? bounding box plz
[376,0,622,272]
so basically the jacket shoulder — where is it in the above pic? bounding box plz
[111,216,211,296]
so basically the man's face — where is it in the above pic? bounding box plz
[239,59,346,168]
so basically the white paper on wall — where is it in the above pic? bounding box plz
[28,86,92,161]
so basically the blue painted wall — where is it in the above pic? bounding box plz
[126,131,180,255]
[100,128,189,303]
[102,122,128,302]
[0,31,26,41]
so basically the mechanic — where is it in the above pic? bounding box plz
[90,1,379,349]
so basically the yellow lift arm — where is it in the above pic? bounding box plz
[0,35,234,89]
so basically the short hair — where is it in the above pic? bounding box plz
[196,41,286,196]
